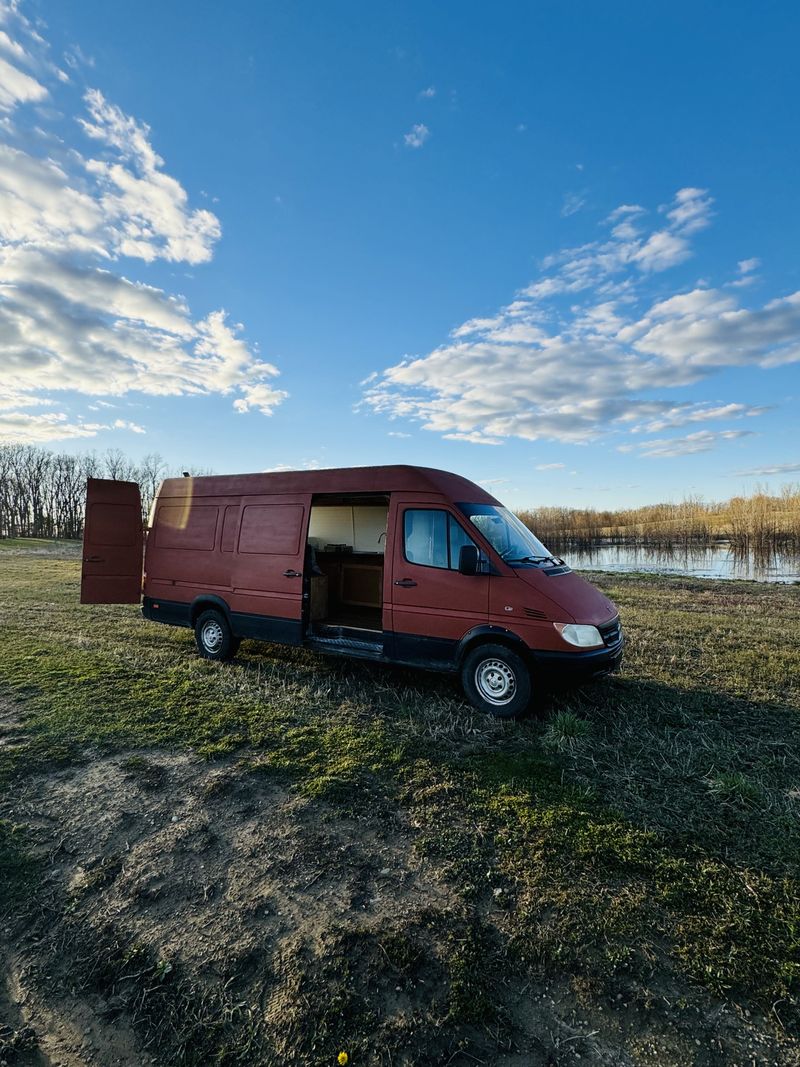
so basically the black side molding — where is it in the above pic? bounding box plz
[142,597,192,628]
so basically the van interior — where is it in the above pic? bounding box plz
[306,495,388,639]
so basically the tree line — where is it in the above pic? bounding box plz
[2,442,798,551]
[0,444,203,540]
[518,485,800,551]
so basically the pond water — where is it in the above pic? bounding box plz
[565,542,800,583]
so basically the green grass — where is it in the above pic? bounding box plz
[0,819,39,912]
[1,551,800,1052]
[0,537,81,553]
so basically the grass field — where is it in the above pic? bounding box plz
[1,541,799,1065]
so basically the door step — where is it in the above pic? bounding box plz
[307,633,384,658]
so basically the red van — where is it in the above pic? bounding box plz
[80,466,622,717]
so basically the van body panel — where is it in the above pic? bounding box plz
[512,567,617,627]
[155,466,499,505]
[229,494,310,624]
[486,569,577,650]
[143,487,311,636]
[80,478,143,604]
[148,496,229,587]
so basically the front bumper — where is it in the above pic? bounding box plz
[531,617,624,682]
[532,642,623,679]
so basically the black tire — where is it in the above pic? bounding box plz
[460,642,532,718]
[194,608,240,661]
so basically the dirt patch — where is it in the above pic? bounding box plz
[1,748,464,1064]
[1,698,798,1065]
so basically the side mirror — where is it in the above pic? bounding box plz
[458,544,479,576]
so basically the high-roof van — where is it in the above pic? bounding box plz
[80,465,622,717]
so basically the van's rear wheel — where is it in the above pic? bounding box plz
[195,608,240,661]
[460,643,531,718]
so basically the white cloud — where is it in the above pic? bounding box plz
[0,54,47,110]
[738,257,760,275]
[0,145,105,251]
[620,429,755,458]
[0,410,109,443]
[62,43,94,71]
[0,391,53,411]
[626,402,769,434]
[80,89,221,264]
[0,12,287,444]
[606,204,645,222]
[733,461,800,477]
[664,187,713,234]
[0,29,31,64]
[387,430,411,437]
[233,382,288,416]
[113,418,145,433]
[262,459,322,473]
[561,191,586,217]
[361,189,792,456]
[403,123,430,149]
[442,431,503,445]
[535,462,566,470]
[632,229,690,272]
[418,86,436,99]
[633,290,800,369]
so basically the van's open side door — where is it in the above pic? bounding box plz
[80,478,143,604]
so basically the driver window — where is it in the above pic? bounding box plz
[448,517,475,564]
[403,509,477,570]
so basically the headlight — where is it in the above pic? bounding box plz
[554,622,604,648]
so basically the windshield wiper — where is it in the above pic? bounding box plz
[506,554,564,566]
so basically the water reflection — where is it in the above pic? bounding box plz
[565,541,800,583]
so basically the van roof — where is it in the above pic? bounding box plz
[159,464,501,503]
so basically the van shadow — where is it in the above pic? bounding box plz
[231,639,800,878]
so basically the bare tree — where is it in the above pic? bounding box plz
[136,453,170,524]
[0,444,187,540]
[102,448,137,481]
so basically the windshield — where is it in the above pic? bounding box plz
[458,503,559,566]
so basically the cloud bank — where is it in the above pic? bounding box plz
[362,188,794,457]
[0,1,286,444]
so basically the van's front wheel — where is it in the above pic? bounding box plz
[195,608,240,661]
[460,643,531,718]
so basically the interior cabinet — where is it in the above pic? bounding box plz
[315,552,383,610]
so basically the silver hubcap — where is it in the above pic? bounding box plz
[201,619,224,652]
[475,658,516,706]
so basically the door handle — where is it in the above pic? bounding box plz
[394,578,417,587]
[83,556,103,563]
[283,569,302,578]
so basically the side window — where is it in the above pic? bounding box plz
[404,509,477,570]
[448,515,474,567]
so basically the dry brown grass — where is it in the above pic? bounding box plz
[520,484,800,550]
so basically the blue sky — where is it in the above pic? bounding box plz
[1,0,799,509]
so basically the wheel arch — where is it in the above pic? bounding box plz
[456,625,529,665]
[190,594,232,627]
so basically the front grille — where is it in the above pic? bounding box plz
[598,617,622,648]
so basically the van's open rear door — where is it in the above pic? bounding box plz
[80,478,143,604]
